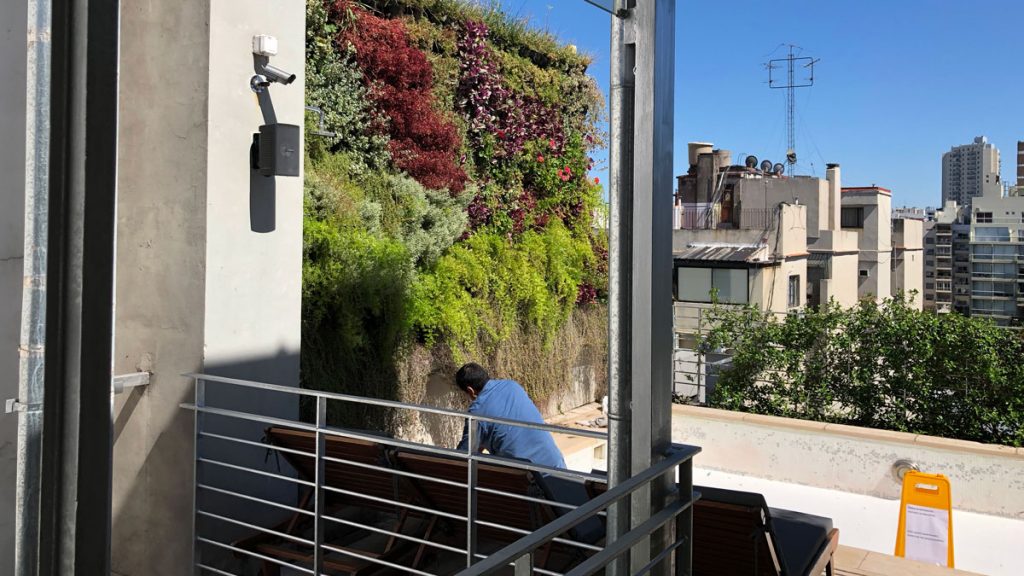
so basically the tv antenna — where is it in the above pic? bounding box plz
[766,45,819,169]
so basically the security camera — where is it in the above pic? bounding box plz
[260,63,296,85]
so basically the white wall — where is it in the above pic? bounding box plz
[0,1,27,570]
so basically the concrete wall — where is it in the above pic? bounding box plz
[111,2,305,574]
[111,1,212,573]
[673,405,1024,519]
[0,0,27,570]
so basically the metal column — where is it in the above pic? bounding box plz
[607,0,676,574]
[24,0,121,573]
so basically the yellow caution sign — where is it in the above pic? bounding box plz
[895,471,954,568]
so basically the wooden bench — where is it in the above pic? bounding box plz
[231,427,422,576]
[390,450,604,572]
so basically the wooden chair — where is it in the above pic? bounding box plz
[584,479,838,576]
[231,427,421,576]
[691,485,838,576]
[389,450,603,572]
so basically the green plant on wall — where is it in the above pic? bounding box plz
[300,0,609,418]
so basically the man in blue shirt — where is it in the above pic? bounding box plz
[454,363,566,469]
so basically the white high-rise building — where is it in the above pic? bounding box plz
[941,136,1002,210]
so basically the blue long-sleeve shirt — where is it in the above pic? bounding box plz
[456,379,566,469]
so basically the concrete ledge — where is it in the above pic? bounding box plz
[676,405,1023,460]
[672,404,1024,518]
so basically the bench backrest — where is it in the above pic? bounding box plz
[391,450,544,544]
[265,427,397,510]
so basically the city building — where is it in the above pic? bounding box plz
[841,187,893,302]
[1017,140,1023,187]
[941,136,1002,210]
[673,145,868,316]
[672,144,812,316]
[923,201,970,314]
[969,185,1024,327]
[892,218,924,308]
[892,206,936,221]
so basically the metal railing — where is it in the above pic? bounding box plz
[182,374,698,576]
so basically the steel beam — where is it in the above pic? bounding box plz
[31,0,120,573]
[607,0,676,573]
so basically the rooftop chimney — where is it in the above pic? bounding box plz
[826,163,841,231]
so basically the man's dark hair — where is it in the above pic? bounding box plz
[455,363,489,393]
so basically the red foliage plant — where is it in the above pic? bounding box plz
[331,1,467,193]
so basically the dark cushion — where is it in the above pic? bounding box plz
[535,474,606,545]
[768,507,833,576]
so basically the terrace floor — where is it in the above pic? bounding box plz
[550,404,1018,576]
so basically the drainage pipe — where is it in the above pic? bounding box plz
[15,0,53,573]
[606,1,635,574]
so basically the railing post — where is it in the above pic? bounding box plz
[675,459,694,576]
[314,396,327,575]
[191,377,205,575]
[466,416,478,567]
[513,553,533,576]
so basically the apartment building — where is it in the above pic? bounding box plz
[892,218,924,309]
[840,187,893,302]
[673,145,861,315]
[923,201,970,314]
[941,136,1002,210]
[1017,140,1023,187]
[969,186,1024,327]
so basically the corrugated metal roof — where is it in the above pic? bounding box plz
[672,245,762,262]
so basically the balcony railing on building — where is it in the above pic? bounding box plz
[183,374,698,576]
[673,202,772,231]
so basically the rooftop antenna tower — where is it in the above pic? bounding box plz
[766,45,819,170]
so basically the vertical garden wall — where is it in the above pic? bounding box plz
[302,0,609,433]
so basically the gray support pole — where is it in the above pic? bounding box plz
[15,0,53,573]
[607,0,676,574]
[33,0,120,572]
[631,1,676,573]
[606,1,635,574]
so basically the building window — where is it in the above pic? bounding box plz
[859,269,870,278]
[676,267,749,305]
[976,211,993,223]
[841,207,865,228]
[788,275,800,308]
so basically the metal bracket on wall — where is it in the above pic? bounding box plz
[112,372,151,395]
[5,398,42,414]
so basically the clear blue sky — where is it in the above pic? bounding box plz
[496,0,1023,208]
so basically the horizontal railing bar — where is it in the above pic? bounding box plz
[185,373,606,440]
[474,520,602,553]
[321,542,436,576]
[566,498,691,576]
[456,446,699,575]
[320,485,467,522]
[474,486,580,511]
[196,536,316,574]
[470,553,564,576]
[321,513,465,555]
[183,403,318,433]
[196,563,236,576]
[197,510,315,547]
[198,483,313,517]
[471,453,606,483]
[198,457,315,487]
[632,532,688,576]
[320,453,468,489]
[200,430,313,459]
